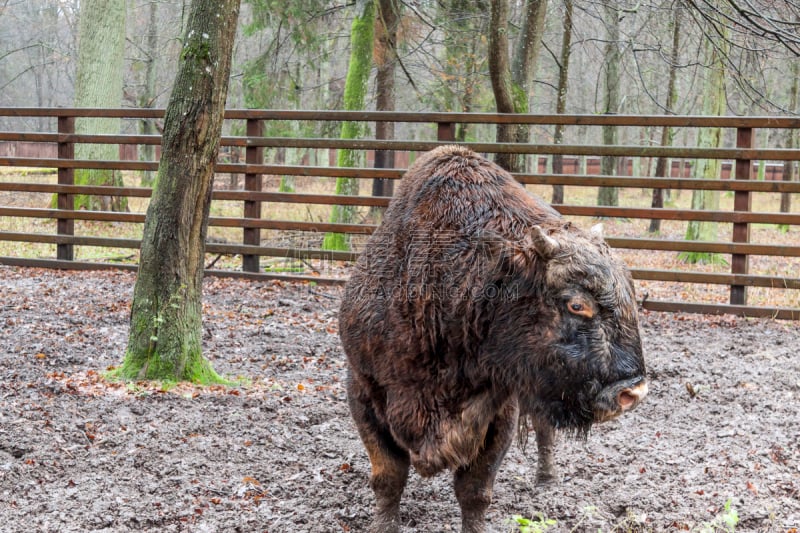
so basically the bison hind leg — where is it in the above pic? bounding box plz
[347,380,410,533]
[453,399,519,533]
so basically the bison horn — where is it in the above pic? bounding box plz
[531,226,560,259]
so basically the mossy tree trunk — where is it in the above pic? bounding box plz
[489,0,548,173]
[117,0,241,383]
[683,15,728,265]
[72,0,128,211]
[323,0,376,251]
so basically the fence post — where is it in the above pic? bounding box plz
[243,117,263,273]
[437,122,455,142]
[57,116,75,261]
[731,127,752,305]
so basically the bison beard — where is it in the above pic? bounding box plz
[339,146,648,533]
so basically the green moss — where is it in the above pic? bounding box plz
[51,168,128,211]
[322,229,349,251]
[111,348,232,385]
[511,82,529,114]
[341,2,375,111]
[278,176,295,192]
[180,36,211,63]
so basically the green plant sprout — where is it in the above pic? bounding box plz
[509,513,557,533]
[695,499,739,533]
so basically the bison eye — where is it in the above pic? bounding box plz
[566,298,595,318]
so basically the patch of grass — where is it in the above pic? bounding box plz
[694,499,739,533]
[509,506,602,533]
[508,513,557,533]
[509,500,739,533]
[678,251,729,266]
[0,166,56,176]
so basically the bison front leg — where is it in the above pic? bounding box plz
[347,381,409,533]
[533,419,557,484]
[453,399,519,533]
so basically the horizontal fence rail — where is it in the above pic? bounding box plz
[0,107,799,319]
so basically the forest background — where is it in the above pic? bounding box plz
[1,1,799,299]
[1,0,798,147]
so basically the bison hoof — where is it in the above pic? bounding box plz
[369,517,401,533]
[535,469,558,486]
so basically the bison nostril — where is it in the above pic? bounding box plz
[617,381,648,411]
[618,390,637,410]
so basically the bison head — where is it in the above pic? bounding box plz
[486,221,648,433]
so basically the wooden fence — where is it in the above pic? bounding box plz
[0,108,799,319]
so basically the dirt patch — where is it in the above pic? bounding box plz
[0,266,797,532]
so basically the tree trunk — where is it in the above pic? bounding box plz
[488,0,514,115]
[323,0,376,251]
[440,0,489,141]
[371,0,399,209]
[597,1,620,207]
[683,15,727,264]
[72,0,127,211]
[649,5,681,233]
[489,0,548,173]
[508,0,548,173]
[118,0,241,383]
[780,57,798,220]
[139,0,159,188]
[551,0,573,205]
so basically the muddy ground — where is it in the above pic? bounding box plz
[0,266,797,532]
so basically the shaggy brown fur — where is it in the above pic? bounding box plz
[340,146,647,533]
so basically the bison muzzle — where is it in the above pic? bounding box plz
[339,145,648,533]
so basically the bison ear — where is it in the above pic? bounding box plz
[590,223,604,238]
[531,226,560,260]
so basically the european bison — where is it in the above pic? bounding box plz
[339,145,648,533]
